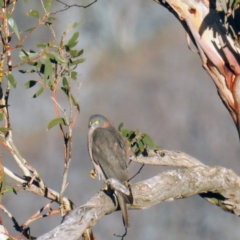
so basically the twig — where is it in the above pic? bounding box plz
[50,97,69,126]
[0,204,23,238]
[4,137,32,177]
[52,0,97,14]
[50,97,72,215]
[129,164,145,181]
[3,166,26,183]
[17,14,48,48]
[40,0,57,40]
[21,202,60,228]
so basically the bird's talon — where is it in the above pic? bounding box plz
[101,185,109,191]
[90,169,97,179]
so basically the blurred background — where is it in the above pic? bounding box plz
[2,0,240,239]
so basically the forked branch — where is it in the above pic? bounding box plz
[37,149,240,240]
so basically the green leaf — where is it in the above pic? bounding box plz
[45,21,52,26]
[16,44,24,48]
[25,80,37,89]
[0,113,3,121]
[134,149,141,157]
[118,122,124,131]
[137,139,144,152]
[67,32,79,47]
[33,86,44,98]
[45,53,57,64]
[51,52,66,64]
[69,49,83,58]
[70,94,80,111]
[7,73,17,88]
[61,86,69,97]
[27,62,38,67]
[27,9,40,18]
[67,41,78,49]
[128,131,136,141]
[20,49,29,56]
[77,49,84,57]
[44,57,52,85]
[69,58,85,66]
[36,43,49,48]
[7,14,20,39]
[47,117,67,130]
[71,71,77,80]
[62,77,69,87]
[23,27,35,33]
[69,50,77,58]
[121,129,135,138]
[0,0,4,7]
[19,69,36,74]
[72,20,84,28]
[72,22,79,29]
[47,17,57,21]
[19,50,39,60]
[3,187,16,194]
[142,134,155,150]
[61,87,79,110]
[121,129,129,137]
[44,0,52,12]
[48,79,54,90]
[0,128,11,134]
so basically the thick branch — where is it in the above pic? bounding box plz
[131,149,204,167]
[37,159,240,240]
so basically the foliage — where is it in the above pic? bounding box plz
[118,123,159,157]
[0,0,87,239]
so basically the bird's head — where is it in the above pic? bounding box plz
[88,114,110,129]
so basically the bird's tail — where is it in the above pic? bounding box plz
[116,186,133,228]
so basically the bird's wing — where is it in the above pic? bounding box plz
[91,127,129,182]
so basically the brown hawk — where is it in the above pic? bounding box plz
[88,114,133,228]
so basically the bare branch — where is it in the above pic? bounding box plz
[4,167,26,183]
[21,202,60,228]
[52,0,97,14]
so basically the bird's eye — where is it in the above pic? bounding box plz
[94,120,99,124]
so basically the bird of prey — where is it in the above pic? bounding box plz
[88,114,133,228]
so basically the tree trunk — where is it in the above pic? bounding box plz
[155,0,240,136]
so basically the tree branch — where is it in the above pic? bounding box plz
[37,150,240,240]
[131,149,204,167]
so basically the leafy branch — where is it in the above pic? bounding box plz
[0,0,86,238]
[118,123,159,157]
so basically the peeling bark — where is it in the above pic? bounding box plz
[155,0,240,135]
